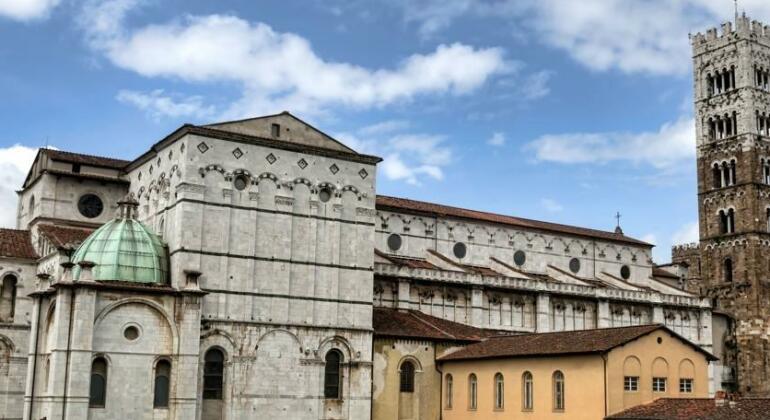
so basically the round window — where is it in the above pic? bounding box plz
[78,194,103,218]
[124,326,140,341]
[233,175,249,191]
[319,188,332,203]
[620,265,631,280]
[453,242,467,259]
[569,258,581,274]
[387,233,402,251]
[513,250,526,266]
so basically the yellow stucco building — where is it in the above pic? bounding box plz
[438,325,716,420]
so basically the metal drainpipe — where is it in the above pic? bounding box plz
[27,294,42,420]
[61,288,75,420]
[602,353,608,417]
[435,348,443,420]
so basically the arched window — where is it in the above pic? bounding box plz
[28,195,35,213]
[203,349,224,400]
[724,258,733,283]
[522,371,533,410]
[0,275,17,322]
[727,209,735,233]
[445,374,453,409]
[553,371,565,411]
[713,163,722,188]
[153,360,171,408]
[494,373,504,410]
[89,357,108,408]
[324,350,343,399]
[468,374,478,410]
[399,361,415,393]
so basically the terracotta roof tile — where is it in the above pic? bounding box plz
[38,224,95,249]
[0,229,37,259]
[653,267,680,279]
[44,149,129,169]
[373,308,492,342]
[439,325,717,361]
[376,195,651,247]
[606,397,770,420]
[374,249,438,269]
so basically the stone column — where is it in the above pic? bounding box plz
[536,294,550,333]
[175,270,206,419]
[597,300,611,328]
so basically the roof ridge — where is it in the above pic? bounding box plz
[485,323,662,339]
[407,311,457,340]
[45,149,130,164]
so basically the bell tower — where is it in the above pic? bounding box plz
[691,15,770,395]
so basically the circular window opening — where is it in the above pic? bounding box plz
[657,337,663,344]
[124,326,140,341]
[319,187,332,203]
[387,233,402,251]
[453,242,467,259]
[513,250,526,266]
[233,175,249,191]
[78,194,104,218]
[620,265,631,280]
[569,257,581,274]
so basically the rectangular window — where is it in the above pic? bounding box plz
[680,378,693,393]
[271,123,281,138]
[624,376,639,392]
[653,377,667,392]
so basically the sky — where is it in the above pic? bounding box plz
[2,0,770,263]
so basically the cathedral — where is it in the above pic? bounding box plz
[0,14,765,420]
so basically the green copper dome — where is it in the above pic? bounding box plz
[71,197,168,284]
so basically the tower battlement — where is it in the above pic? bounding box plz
[691,15,770,53]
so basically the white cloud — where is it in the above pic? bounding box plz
[487,132,505,146]
[519,70,552,100]
[641,233,657,246]
[116,89,215,120]
[672,221,699,245]
[0,144,41,228]
[0,0,60,21]
[80,3,509,118]
[338,128,452,186]
[540,198,563,213]
[357,120,411,136]
[526,117,695,169]
[395,0,770,75]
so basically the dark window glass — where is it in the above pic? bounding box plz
[453,242,467,259]
[400,361,415,393]
[387,233,402,251]
[569,258,581,274]
[203,349,224,400]
[154,360,171,408]
[78,194,104,218]
[724,258,733,283]
[89,358,107,407]
[0,275,17,321]
[271,123,281,138]
[514,250,526,266]
[233,175,248,191]
[72,163,81,173]
[620,265,631,280]
[319,188,332,203]
[324,350,342,399]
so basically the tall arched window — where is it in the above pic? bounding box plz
[400,361,415,393]
[468,374,478,410]
[0,275,17,322]
[203,349,224,400]
[494,373,504,410]
[445,374,453,409]
[153,360,171,408]
[324,350,343,399]
[553,371,565,411]
[28,195,35,213]
[724,258,733,283]
[89,357,108,408]
[522,371,533,410]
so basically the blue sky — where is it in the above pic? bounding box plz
[2,0,770,262]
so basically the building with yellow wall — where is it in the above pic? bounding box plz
[438,325,716,420]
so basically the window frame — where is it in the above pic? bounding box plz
[89,357,108,408]
[445,374,453,409]
[624,376,639,392]
[494,373,504,410]
[324,349,343,399]
[652,377,667,393]
[522,371,534,411]
[399,360,416,393]
[553,371,565,411]
[202,348,225,400]
[153,359,172,409]
[679,378,693,393]
[468,374,478,410]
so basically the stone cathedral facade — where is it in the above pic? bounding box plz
[672,15,770,396]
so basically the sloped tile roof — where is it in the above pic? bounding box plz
[374,249,438,269]
[439,324,717,361]
[37,224,95,249]
[606,397,770,420]
[373,308,492,342]
[0,229,37,259]
[43,149,129,169]
[376,195,651,247]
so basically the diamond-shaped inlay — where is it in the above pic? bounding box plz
[329,164,339,174]
[358,168,368,179]
[197,142,209,153]
[232,148,243,159]
[297,158,308,169]
[266,153,277,164]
